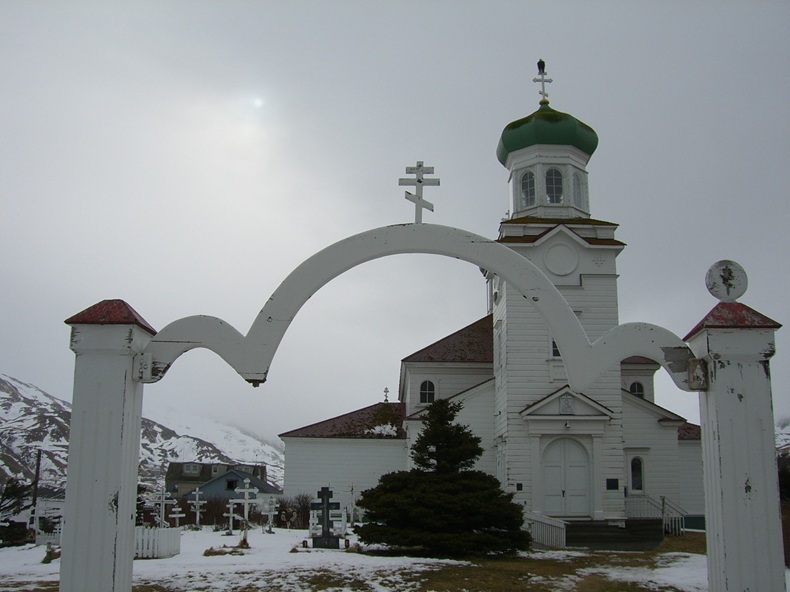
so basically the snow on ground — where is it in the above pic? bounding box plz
[0,529,787,591]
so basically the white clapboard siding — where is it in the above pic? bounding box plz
[677,440,705,516]
[282,438,407,511]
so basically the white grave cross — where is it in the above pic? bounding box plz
[169,506,185,528]
[533,59,553,102]
[152,487,176,528]
[223,500,243,534]
[189,487,206,528]
[399,161,439,223]
[233,478,259,524]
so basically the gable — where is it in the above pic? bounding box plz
[405,378,495,421]
[622,390,685,424]
[520,386,614,419]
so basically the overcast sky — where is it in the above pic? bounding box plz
[2,1,789,442]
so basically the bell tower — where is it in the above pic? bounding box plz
[489,61,626,520]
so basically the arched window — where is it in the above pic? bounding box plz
[419,380,435,404]
[520,171,536,208]
[546,168,563,203]
[630,457,644,492]
[629,382,645,398]
[573,172,583,208]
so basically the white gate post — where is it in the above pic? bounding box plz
[60,300,155,592]
[685,262,784,592]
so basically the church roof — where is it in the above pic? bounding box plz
[402,315,493,363]
[496,102,599,166]
[498,217,625,247]
[278,402,406,439]
[678,422,702,441]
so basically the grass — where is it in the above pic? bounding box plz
[5,533,708,592]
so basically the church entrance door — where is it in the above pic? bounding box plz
[543,438,590,517]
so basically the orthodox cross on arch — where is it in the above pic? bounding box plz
[533,59,553,102]
[399,161,440,223]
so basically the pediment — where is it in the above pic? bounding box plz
[519,385,614,419]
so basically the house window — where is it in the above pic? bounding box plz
[212,465,220,475]
[419,380,435,404]
[546,168,563,203]
[183,463,200,475]
[630,457,644,492]
[629,382,645,398]
[226,479,238,491]
[520,171,536,208]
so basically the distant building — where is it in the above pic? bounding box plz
[164,462,281,499]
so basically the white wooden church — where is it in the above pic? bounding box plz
[280,72,705,538]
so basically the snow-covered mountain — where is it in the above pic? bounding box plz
[775,417,790,452]
[0,373,283,494]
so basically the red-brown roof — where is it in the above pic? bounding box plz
[683,302,781,341]
[279,402,406,439]
[64,299,157,335]
[678,422,702,440]
[402,315,493,363]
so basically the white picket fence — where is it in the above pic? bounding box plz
[135,526,181,559]
[524,512,566,548]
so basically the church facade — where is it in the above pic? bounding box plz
[280,86,704,532]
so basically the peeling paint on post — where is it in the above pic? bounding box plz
[60,300,154,592]
[684,262,784,592]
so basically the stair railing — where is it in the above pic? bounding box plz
[523,511,567,548]
[624,495,687,536]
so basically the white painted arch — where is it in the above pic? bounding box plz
[141,223,694,392]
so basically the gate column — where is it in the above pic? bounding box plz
[684,261,784,592]
[60,300,155,592]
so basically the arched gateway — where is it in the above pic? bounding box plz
[59,62,785,592]
[140,223,695,393]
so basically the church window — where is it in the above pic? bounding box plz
[419,380,435,404]
[520,171,536,208]
[546,168,563,203]
[630,457,644,492]
[551,340,562,358]
[572,172,583,208]
[629,382,645,398]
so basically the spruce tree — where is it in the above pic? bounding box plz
[356,399,530,557]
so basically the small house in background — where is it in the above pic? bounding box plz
[164,462,281,500]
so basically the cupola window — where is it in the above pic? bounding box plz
[573,173,583,208]
[520,171,536,208]
[546,168,563,204]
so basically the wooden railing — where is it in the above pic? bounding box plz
[135,526,181,559]
[523,512,567,548]
[624,495,687,536]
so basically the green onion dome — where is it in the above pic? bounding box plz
[496,100,599,166]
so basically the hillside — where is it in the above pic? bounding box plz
[0,373,283,495]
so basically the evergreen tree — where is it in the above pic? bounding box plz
[0,478,32,519]
[410,399,483,473]
[356,399,530,557]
